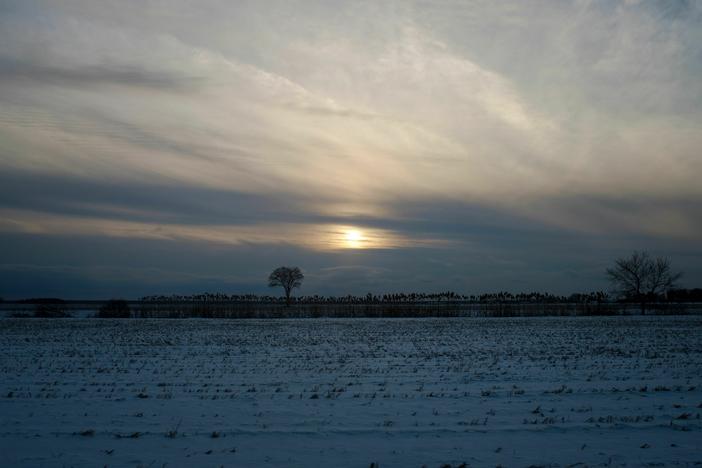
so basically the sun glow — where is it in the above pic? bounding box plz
[344,229,364,248]
[346,230,362,242]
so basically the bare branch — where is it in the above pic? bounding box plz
[606,251,682,310]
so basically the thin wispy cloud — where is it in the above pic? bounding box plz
[0,0,700,297]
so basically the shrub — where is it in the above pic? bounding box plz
[33,303,71,318]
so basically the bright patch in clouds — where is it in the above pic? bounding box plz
[345,230,363,242]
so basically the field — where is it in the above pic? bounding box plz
[1,316,701,467]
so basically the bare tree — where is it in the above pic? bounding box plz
[606,251,681,312]
[268,266,304,306]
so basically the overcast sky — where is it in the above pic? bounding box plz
[1,0,701,299]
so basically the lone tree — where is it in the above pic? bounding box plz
[268,266,304,306]
[606,251,681,312]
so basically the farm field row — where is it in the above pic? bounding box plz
[1,316,700,467]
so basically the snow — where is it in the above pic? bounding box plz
[1,316,701,467]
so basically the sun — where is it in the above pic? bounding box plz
[346,230,362,242]
[344,229,364,248]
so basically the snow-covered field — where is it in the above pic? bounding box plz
[1,316,700,467]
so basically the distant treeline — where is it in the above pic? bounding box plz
[3,289,701,319]
[668,288,702,302]
[140,289,702,304]
[11,298,67,304]
[140,291,612,304]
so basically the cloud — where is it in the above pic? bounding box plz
[0,59,201,90]
[0,205,446,252]
[0,0,701,296]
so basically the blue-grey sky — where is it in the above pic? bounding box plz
[1,0,701,299]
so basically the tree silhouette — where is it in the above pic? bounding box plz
[606,251,681,312]
[268,266,304,306]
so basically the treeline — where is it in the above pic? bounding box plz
[14,298,66,304]
[140,290,612,304]
[10,289,699,307]
[668,288,702,302]
[140,288,702,305]
[4,289,701,319]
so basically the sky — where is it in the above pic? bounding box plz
[1,0,701,299]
